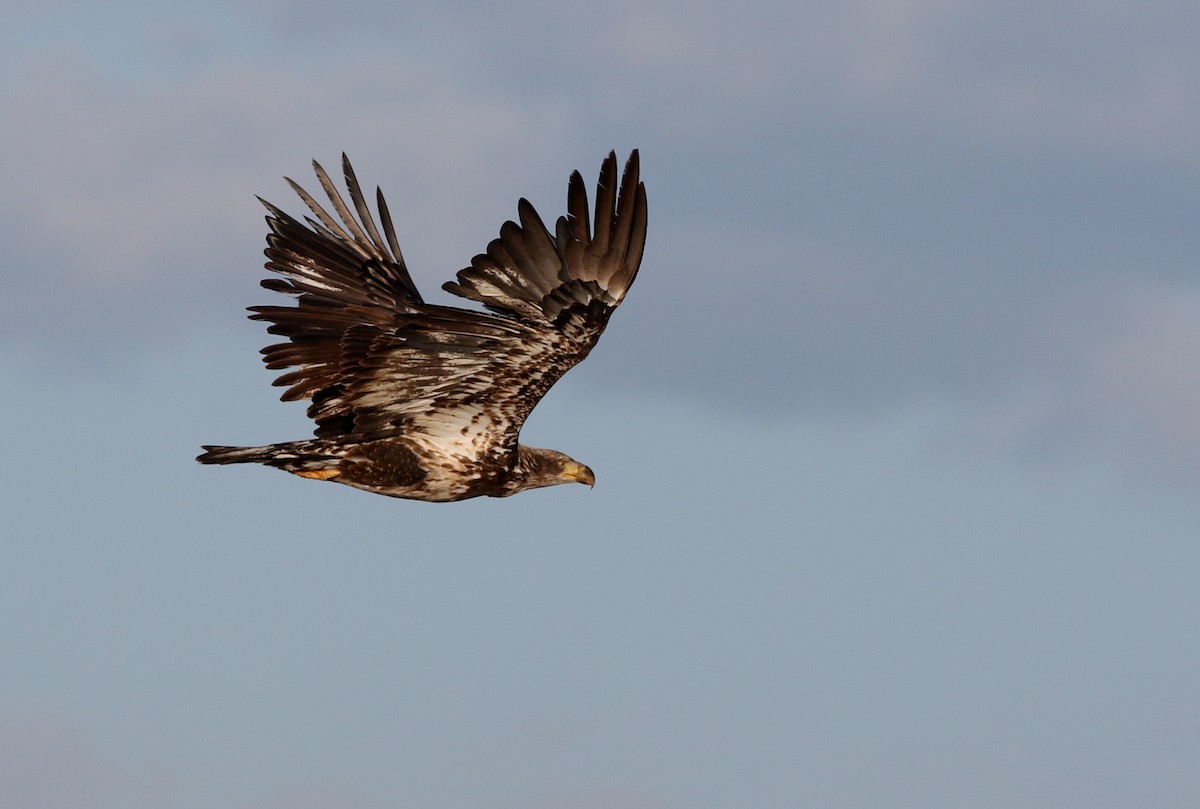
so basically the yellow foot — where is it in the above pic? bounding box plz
[294,468,341,481]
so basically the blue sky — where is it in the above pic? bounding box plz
[3,1,1199,807]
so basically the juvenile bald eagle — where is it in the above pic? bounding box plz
[197,151,647,501]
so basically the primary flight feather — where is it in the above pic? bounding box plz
[198,151,647,501]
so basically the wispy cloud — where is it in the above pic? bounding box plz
[1087,286,1200,474]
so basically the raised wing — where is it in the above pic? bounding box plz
[248,151,647,455]
[249,155,422,429]
[444,150,647,327]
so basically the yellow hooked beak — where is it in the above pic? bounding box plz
[564,462,596,487]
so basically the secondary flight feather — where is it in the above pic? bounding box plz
[198,151,647,501]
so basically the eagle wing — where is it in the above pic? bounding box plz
[249,151,647,459]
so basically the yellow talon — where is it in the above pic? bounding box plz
[295,468,341,481]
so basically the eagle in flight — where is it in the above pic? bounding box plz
[198,151,647,501]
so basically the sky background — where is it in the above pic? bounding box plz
[3,1,1199,807]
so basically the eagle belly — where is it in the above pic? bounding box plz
[337,419,514,502]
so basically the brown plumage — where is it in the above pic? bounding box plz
[198,151,647,501]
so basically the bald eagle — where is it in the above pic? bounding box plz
[197,151,647,501]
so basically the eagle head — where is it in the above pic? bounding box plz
[510,445,595,493]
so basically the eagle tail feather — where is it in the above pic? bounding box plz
[196,441,340,472]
